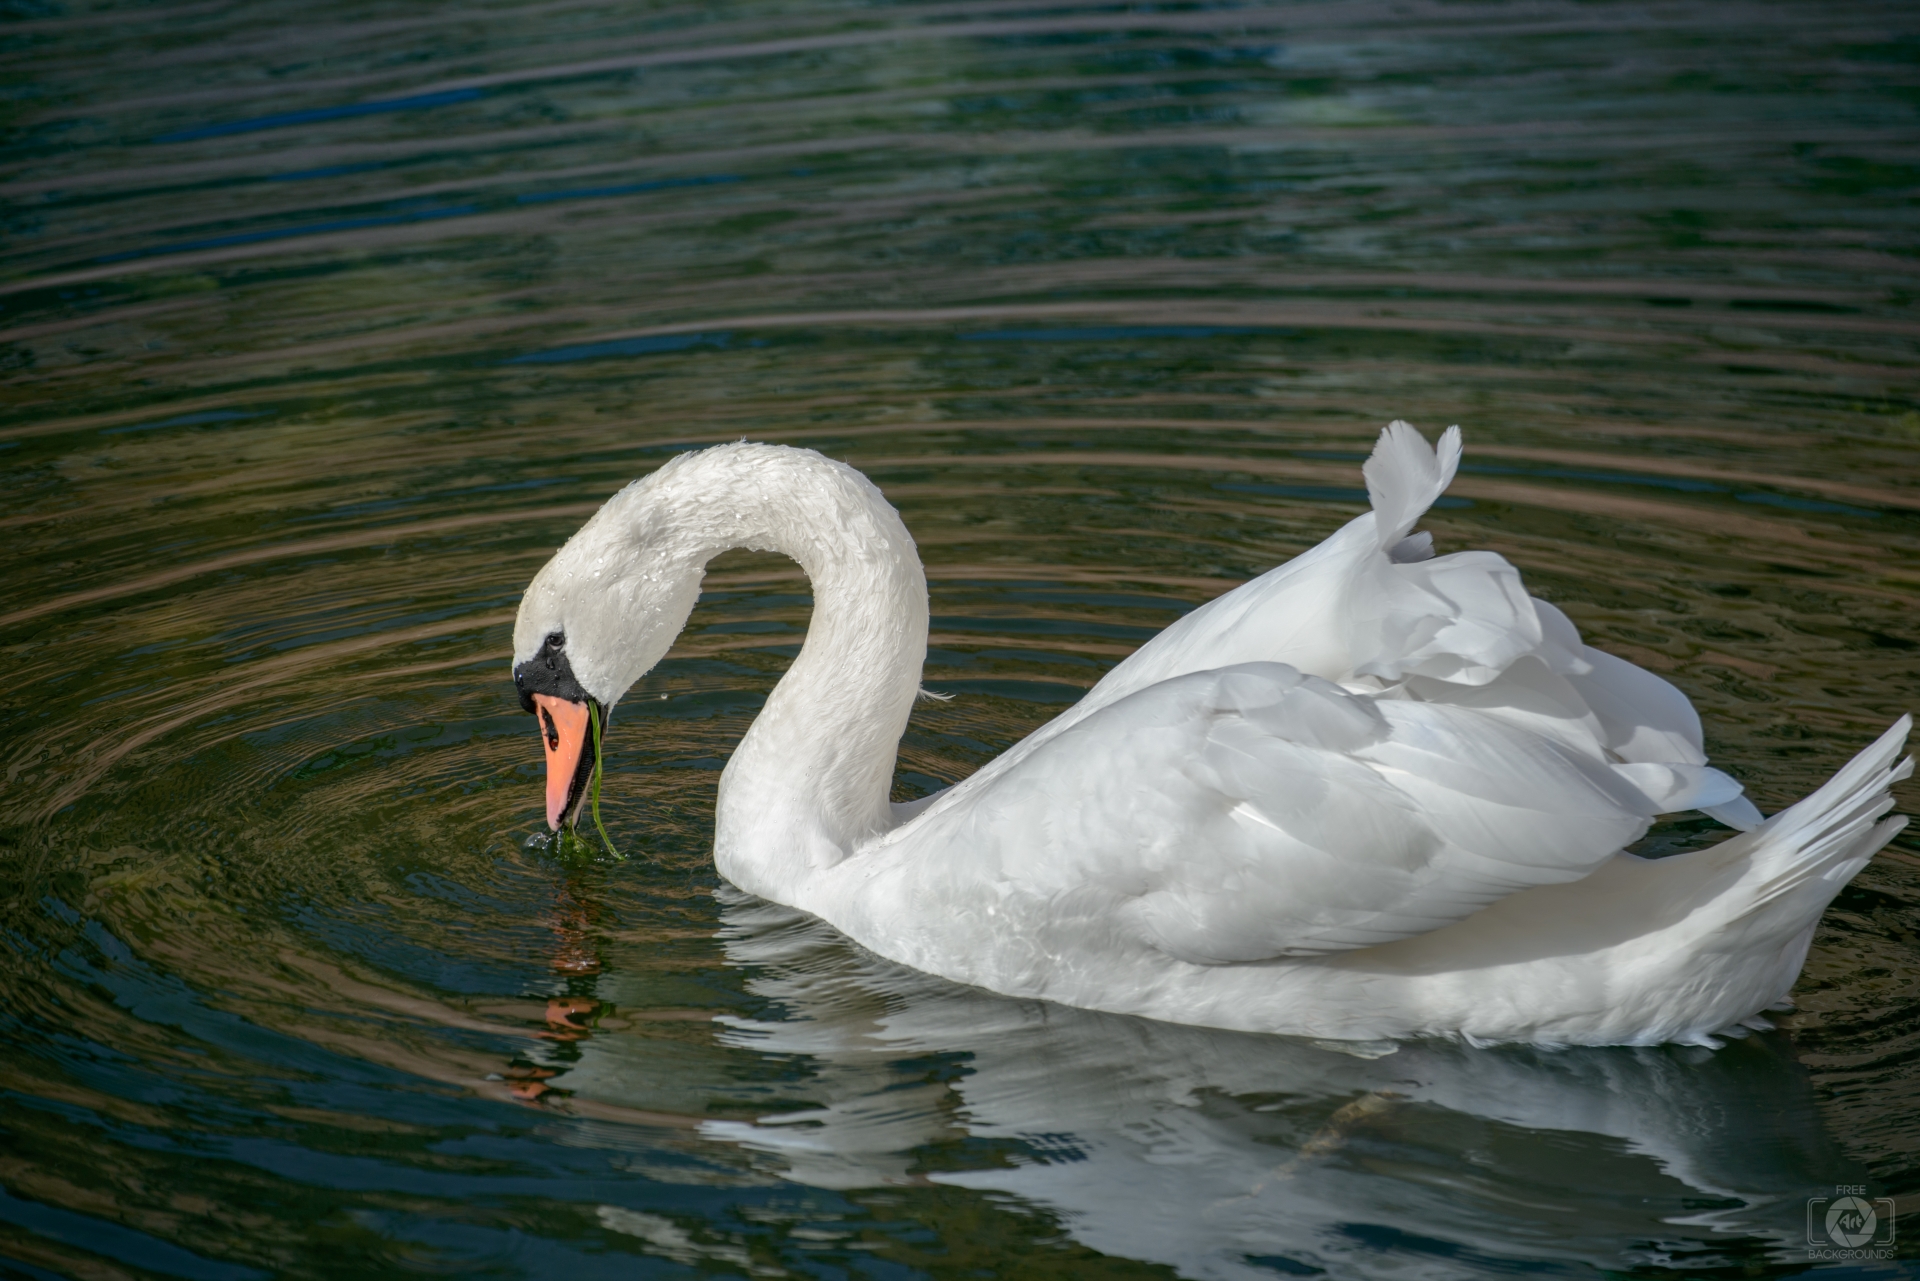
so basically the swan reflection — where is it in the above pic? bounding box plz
[568,892,1862,1279]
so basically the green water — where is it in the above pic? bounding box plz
[3,0,1918,1276]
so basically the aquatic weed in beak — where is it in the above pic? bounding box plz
[588,701,618,859]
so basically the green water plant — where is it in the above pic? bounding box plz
[587,701,620,859]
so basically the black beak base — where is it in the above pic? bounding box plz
[514,630,589,714]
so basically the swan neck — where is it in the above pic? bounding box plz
[660,450,926,897]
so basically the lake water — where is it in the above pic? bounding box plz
[4,0,1919,1276]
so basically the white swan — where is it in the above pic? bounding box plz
[511,423,1910,1046]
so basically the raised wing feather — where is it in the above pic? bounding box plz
[905,662,1656,964]
[978,422,1545,763]
[930,421,1760,835]
[1365,420,1463,548]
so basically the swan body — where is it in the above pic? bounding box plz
[512,425,1909,1046]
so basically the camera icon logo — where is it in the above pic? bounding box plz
[1807,1187,1895,1257]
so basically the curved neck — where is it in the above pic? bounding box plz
[635,448,927,900]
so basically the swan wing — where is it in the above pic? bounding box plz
[895,661,1656,963]
[937,421,1760,831]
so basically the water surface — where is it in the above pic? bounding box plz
[3,0,1919,1276]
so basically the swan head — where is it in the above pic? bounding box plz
[512,468,709,829]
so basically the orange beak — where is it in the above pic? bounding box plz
[532,693,591,830]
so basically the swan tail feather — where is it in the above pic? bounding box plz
[1363,421,1462,551]
[1721,715,1911,933]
